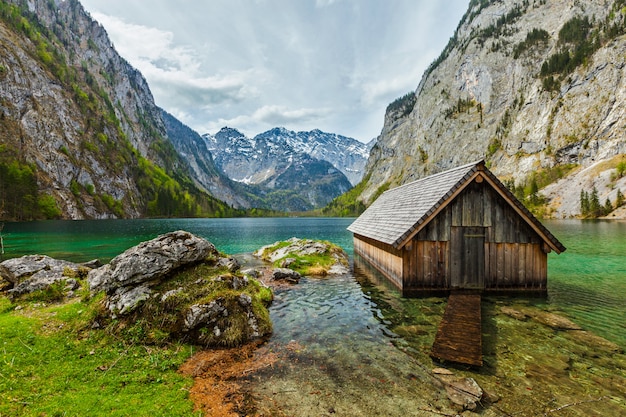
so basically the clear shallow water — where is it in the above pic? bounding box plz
[3,218,626,415]
[544,220,626,348]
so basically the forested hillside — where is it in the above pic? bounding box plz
[0,0,238,220]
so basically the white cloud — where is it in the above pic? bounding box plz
[92,12,256,108]
[82,1,469,142]
[252,105,331,124]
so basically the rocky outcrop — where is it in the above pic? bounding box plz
[254,237,350,276]
[88,230,217,314]
[88,230,216,293]
[360,0,626,218]
[0,255,98,298]
[85,231,272,346]
[1,232,272,347]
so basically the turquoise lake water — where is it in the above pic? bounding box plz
[2,217,624,348]
[2,217,625,415]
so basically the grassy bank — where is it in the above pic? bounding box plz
[0,295,200,416]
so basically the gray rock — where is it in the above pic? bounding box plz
[271,268,301,283]
[88,230,217,294]
[1,255,96,297]
[280,257,296,268]
[184,299,228,331]
[161,287,183,302]
[107,286,152,316]
[436,374,484,411]
[217,256,240,272]
[238,293,252,307]
[0,255,76,284]
[241,268,258,278]
[9,270,72,297]
[212,274,249,290]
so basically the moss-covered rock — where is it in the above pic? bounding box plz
[254,237,349,276]
[86,231,274,347]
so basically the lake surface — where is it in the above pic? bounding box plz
[3,217,626,415]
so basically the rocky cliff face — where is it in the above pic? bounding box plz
[362,0,626,218]
[0,0,235,219]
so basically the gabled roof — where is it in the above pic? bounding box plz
[347,160,565,253]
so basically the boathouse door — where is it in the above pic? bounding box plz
[450,226,485,289]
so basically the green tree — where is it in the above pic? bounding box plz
[580,190,589,217]
[616,161,626,178]
[38,194,61,219]
[589,186,601,217]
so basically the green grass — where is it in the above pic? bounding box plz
[0,296,200,417]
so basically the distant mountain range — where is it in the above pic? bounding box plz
[161,120,367,212]
[198,126,371,211]
[204,127,372,186]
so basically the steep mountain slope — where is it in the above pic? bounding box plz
[0,0,236,219]
[204,127,355,211]
[360,0,626,218]
[160,111,251,209]
[205,127,371,186]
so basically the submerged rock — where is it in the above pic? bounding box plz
[531,311,583,331]
[435,373,484,411]
[500,306,529,321]
[568,330,623,354]
[271,268,301,284]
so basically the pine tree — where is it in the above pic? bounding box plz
[580,189,589,217]
[590,186,601,217]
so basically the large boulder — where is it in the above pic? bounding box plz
[85,231,272,348]
[88,230,218,294]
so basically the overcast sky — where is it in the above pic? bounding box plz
[79,0,468,143]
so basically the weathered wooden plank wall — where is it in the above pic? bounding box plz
[406,180,547,291]
[403,240,449,288]
[484,243,547,289]
[353,234,404,289]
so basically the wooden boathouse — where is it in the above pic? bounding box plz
[349,160,566,365]
[348,160,566,296]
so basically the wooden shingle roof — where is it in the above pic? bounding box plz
[347,160,565,253]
